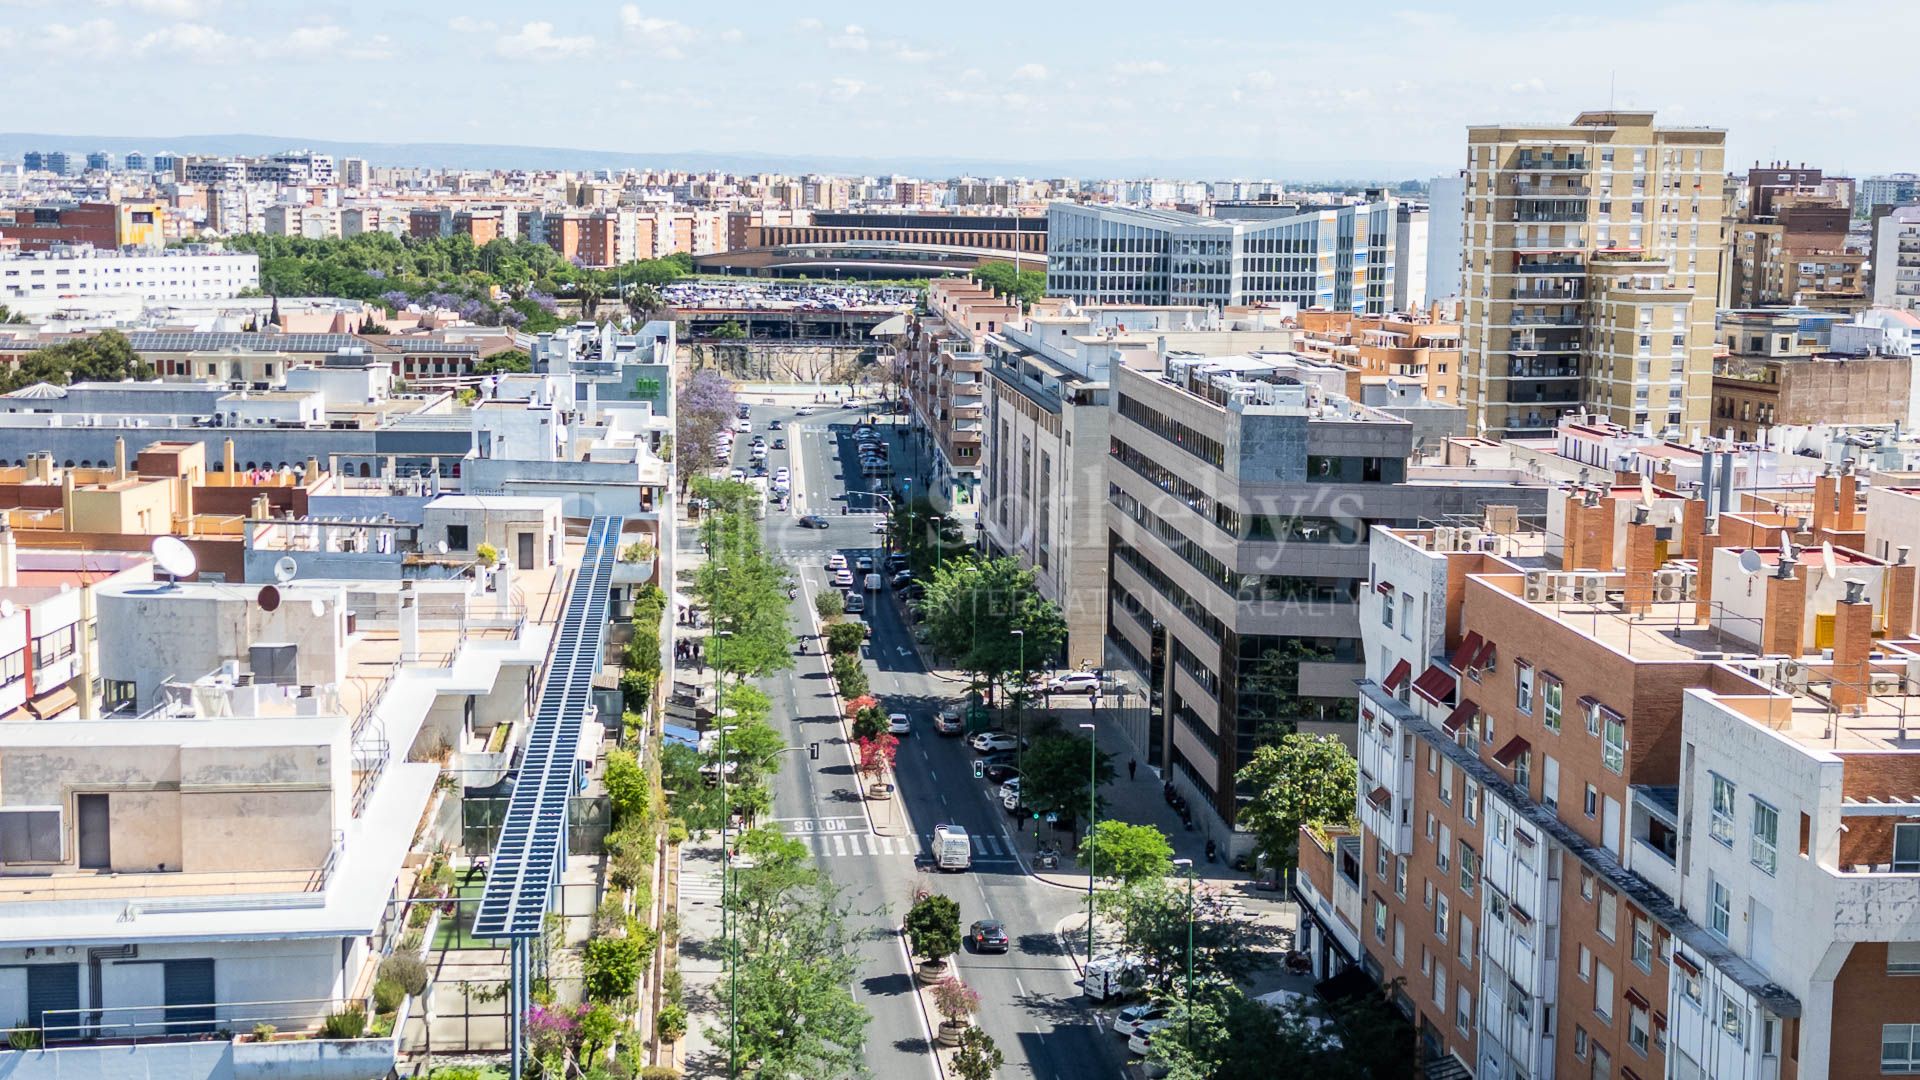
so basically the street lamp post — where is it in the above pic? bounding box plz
[1078,721,1097,969]
[1011,629,1026,782]
[718,720,739,1079]
[1173,857,1195,1047]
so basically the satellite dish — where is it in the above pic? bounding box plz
[436,541,449,555]
[151,536,197,581]
[1822,540,1837,580]
[1738,549,1765,576]
[257,584,281,613]
[1639,475,1655,508]
[1779,530,1794,555]
[273,555,299,584]
[309,598,325,618]
[0,599,14,619]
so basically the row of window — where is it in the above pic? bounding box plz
[1115,393,1226,469]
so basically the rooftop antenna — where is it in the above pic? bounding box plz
[151,535,197,587]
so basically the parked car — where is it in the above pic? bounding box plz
[729,467,747,481]
[1127,1018,1172,1056]
[774,467,790,483]
[982,763,1020,784]
[934,706,964,735]
[843,590,866,614]
[799,514,830,529]
[970,732,1022,753]
[1113,1003,1169,1036]
[1046,671,1104,694]
[888,712,911,736]
[884,551,910,572]
[968,920,1010,954]
[1000,785,1021,813]
[735,418,753,432]
[772,438,786,449]
[890,569,914,588]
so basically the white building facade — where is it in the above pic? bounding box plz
[0,245,259,304]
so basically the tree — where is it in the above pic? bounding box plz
[718,828,870,1076]
[855,734,897,788]
[0,305,27,325]
[711,319,748,340]
[1078,820,1174,885]
[814,590,844,622]
[476,349,532,375]
[676,370,737,492]
[851,704,887,741]
[918,556,1066,703]
[1105,877,1273,992]
[970,261,1045,309]
[625,283,665,321]
[2,329,155,392]
[603,748,649,827]
[1019,732,1113,830]
[931,975,979,1027]
[825,621,868,656]
[903,892,961,964]
[1234,732,1358,880]
[951,1025,1005,1080]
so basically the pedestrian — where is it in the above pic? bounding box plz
[1128,757,1138,781]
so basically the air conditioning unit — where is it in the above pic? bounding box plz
[1434,526,1458,551]
[1524,569,1553,603]
[1779,659,1810,689]
[1869,671,1904,696]
[1579,574,1609,602]
[1457,527,1483,548]
[1654,568,1691,603]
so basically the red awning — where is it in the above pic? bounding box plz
[1654,1010,1668,1028]
[1412,665,1457,706]
[1471,638,1498,670]
[1577,694,1599,713]
[1625,987,1652,1010]
[1443,699,1478,734]
[1672,952,1702,976]
[1622,1069,1646,1080]
[1492,735,1531,767]
[1366,786,1393,812]
[1383,658,1413,693]
[1450,631,1484,670]
[1375,580,1395,595]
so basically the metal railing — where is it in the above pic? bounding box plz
[34,995,355,1045]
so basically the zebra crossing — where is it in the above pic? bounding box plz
[777,819,1022,863]
[677,861,725,908]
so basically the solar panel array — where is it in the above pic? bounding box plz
[128,332,369,354]
[473,516,624,939]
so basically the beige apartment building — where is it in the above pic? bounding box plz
[1461,111,1725,440]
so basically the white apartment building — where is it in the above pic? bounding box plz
[0,245,259,304]
[1871,206,1920,311]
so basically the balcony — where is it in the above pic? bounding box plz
[18,994,407,1080]
[1512,207,1589,224]
[1510,182,1592,198]
[1511,286,1584,302]
[1508,339,1580,354]
[1511,258,1586,275]
[1514,155,1588,171]
[1508,312,1584,327]
[1509,364,1580,380]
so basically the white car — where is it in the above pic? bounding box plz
[1112,1003,1170,1037]
[970,732,1021,753]
[855,556,874,572]
[999,777,1020,798]
[735,418,753,432]
[729,467,747,481]
[1127,1018,1171,1056]
[832,568,854,588]
[827,553,848,571]
[888,712,911,736]
[774,467,790,483]
[1046,671,1103,694]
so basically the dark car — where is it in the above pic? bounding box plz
[890,569,914,588]
[772,438,786,449]
[969,920,1010,954]
[770,419,783,430]
[884,552,910,572]
[799,514,830,529]
[982,762,1021,784]
[899,582,925,601]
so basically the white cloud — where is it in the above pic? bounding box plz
[1114,59,1169,76]
[719,28,742,42]
[619,7,695,58]
[0,25,13,45]
[1508,77,1547,94]
[279,22,349,54]
[828,24,868,51]
[133,20,232,55]
[495,20,594,61]
[794,16,822,31]
[98,0,217,16]
[448,15,497,34]
[1243,69,1277,90]
[43,18,118,51]
[1010,62,1047,81]
[828,76,865,101]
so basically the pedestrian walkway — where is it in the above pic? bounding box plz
[672,843,728,1077]
[774,826,1023,863]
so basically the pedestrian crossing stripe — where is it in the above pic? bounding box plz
[778,829,1020,860]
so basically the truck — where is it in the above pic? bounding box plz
[932,824,971,871]
[1083,955,1146,1002]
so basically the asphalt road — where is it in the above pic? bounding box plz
[730,400,1127,1080]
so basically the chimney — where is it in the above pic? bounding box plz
[1622,509,1659,613]
[1837,471,1861,531]
[1886,550,1916,639]
[398,580,419,661]
[1812,469,1838,534]
[1694,526,1725,625]
[305,456,319,483]
[1830,579,1874,710]
[223,437,236,479]
[113,437,127,480]
[60,471,74,528]
[1761,556,1806,656]
[1681,495,1707,560]
[0,522,16,589]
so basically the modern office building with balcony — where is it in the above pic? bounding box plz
[1045,200,1395,312]
[1101,352,1539,848]
[1325,467,1920,1080]
[1871,205,1920,313]
[1460,110,1726,439]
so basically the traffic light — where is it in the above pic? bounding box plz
[972,761,984,779]
[809,741,821,760]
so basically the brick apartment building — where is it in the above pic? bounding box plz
[1298,462,1920,1080]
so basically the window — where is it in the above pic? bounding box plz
[1374,898,1388,942]
[1632,915,1654,972]
[1578,944,1592,981]
[1424,877,1435,909]
[1710,774,1736,845]
[1896,823,1920,873]
[1456,986,1472,1035]
[1381,591,1395,629]
[1433,962,1446,1007]
[1543,676,1563,732]
[1394,855,1407,899]
[1586,697,1603,736]
[1720,991,1744,1045]
[1401,593,1414,640]
[1425,812,1437,842]
[1438,758,1453,802]
[0,649,21,686]
[1595,962,1614,1022]
[1458,841,1479,895]
[1515,751,1531,793]
[1459,916,1474,965]
[1376,840,1389,880]
[1464,781,1479,824]
[1438,826,1452,872]
[1680,965,1703,1006]
[0,808,61,862]
[1709,878,1732,939]
[1885,1024,1920,1073]
[1394,918,1405,964]
[1585,783,1600,818]
[1597,888,1618,942]
[1890,942,1920,976]
[1750,799,1778,875]
[1629,1004,1650,1053]
[1602,711,1626,773]
[1575,1025,1590,1059]
[1592,1043,1612,1079]
[1516,660,1534,713]
[446,524,470,551]
[1435,893,1450,941]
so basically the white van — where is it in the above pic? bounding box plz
[864,572,883,592]
[843,590,866,615]
[1083,956,1146,1002]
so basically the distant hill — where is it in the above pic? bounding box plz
[0,131,1448,185]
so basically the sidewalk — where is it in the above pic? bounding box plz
[671,842,729,1077]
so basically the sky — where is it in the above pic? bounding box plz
[2,0,1913,176]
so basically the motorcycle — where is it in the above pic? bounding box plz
[1205,840,1217,864]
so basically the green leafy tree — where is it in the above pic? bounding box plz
[850,704,887,741]
[1019,732,1113,829]
[2,329,155,392]
[919,556,1066,703]
[625,283,665,321]
[970,261,1046,308]
[476,349,532,375]
[951,1026,1005,1080]
[1234,732,1358,879]
[1078,820,1174,885]
[903,892,961,963]
[814,590,844,622]
[711,319,747,340]
[825,621,868,656]
[603,748,649,827]
[581,934,644,1002]
[1105,877,1272,991]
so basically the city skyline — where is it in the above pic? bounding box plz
[3,0,1917,174]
